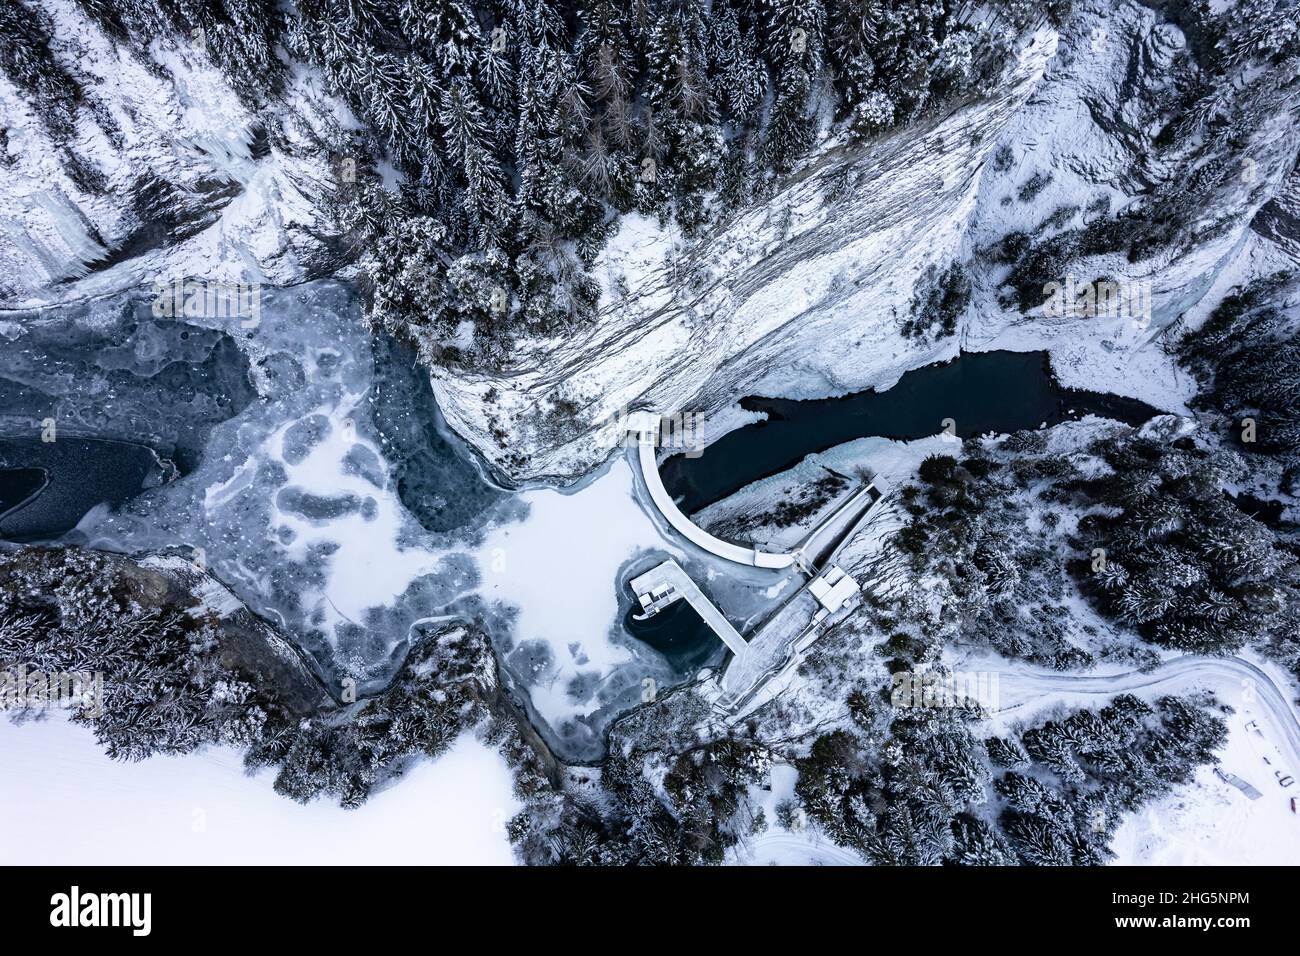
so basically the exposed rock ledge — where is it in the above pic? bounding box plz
[429,0,1299,485]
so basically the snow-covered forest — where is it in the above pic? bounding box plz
[0,546,553,809]
[892,421,1300,675]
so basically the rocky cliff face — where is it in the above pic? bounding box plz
[0,0,343,304]
[433,0,1299,484]
[964,0,1300,399]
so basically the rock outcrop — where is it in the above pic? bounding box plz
[0,0,343,304]
[432,0,1299,482]
[5,1,1297,486]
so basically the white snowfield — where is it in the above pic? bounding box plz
[736,831,869,867]
[629,411,795,569]
[0,718,519,866]
[729,763,868,866]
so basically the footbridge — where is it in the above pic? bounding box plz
[630,559,748,656]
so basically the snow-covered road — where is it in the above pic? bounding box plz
[995,655,1300,772]
[734,831,868,866]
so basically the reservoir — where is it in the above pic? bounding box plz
[0,436,168,541]
[660,350,1161,514]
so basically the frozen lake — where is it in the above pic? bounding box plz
[0,285,1179,765]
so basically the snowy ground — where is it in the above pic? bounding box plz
[980,649,1300,866]
[1111,713,1300,866]
[0,715,519,865]
[728,763,867,866]
[593,211,677,313]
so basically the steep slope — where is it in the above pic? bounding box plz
[3,1,1296,488]
[0,0,345,303]
[432,0,1300,482]
[965,0,1300,401]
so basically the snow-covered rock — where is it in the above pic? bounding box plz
[965,0,1300,402]
[431,0,1298,483]
[0,0,345,304]
[5,1,1297,492]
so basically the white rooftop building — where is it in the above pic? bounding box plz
[808,565,860,616]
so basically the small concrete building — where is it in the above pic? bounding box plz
[630,559,748,656]
[808,565,860,619]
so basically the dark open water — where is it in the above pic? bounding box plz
[660,350,1161,514]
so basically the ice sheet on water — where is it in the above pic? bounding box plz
[62,281,491,689]
[0,294,256,471]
